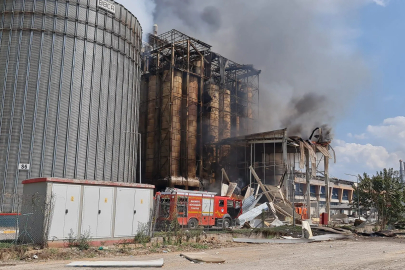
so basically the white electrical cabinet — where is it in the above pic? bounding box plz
[114,188,152,237]
[48,184,81,240]
[20,178,155,245]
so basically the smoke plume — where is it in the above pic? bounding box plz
[122,0,376,139]
[116,0,156,40]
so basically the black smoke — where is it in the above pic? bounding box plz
[151,0,370,138]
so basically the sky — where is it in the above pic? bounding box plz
[331,0,405,180]
[118,0,404,181]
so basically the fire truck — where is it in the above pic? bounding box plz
[155,189,242,229]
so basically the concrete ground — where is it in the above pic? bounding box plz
[6,238,405,270]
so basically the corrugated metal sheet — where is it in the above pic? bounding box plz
[0,0,142,212]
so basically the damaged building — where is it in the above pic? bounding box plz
[139,29,260,190]
[139,28,347,221]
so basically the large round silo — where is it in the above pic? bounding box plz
[0,0,142,212]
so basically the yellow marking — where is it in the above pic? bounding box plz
[71,196,74,201]
[141,199,143,204]
[1,230,16,234]
[105,198,108,203]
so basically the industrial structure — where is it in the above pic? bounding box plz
[217,128,336,220]
[0,0,142,212]
[140,29,260,189]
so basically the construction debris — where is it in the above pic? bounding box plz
[270,219,284,227]
[233,234,351,244]
[226,182,238,197]
[221,184,228,196]
[180,252,225,263]
[66,258,164,268]
[237,203,269,226]
[242,194,263,213]
[249,166,295,220]
[301,221,313,239]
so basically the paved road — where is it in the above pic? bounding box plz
[7,238,405,270]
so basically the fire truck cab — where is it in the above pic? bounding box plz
[156,189,242,229]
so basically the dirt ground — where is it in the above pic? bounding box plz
[3,238,405,270]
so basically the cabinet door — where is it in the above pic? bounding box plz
[81,186,99,237]
[48,184,67,240]
[114,188,136,237]
[96,187,114,238]
[133,189,151,234]
[63,185,82,238]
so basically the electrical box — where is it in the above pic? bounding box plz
[20,178,154,245]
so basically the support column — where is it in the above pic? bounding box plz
[305,149,311,220]
[324,156,330,221]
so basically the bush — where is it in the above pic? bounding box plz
[134,223,151,245]
[67,229,91,250]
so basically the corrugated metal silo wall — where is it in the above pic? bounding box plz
[0,0,142,212]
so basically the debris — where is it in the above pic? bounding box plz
[250,219,267,228]
[375,231,397,237]
[270,219,284,227]
[242,194,263,213]
[233,234,351,244]
[313,226,352,235]
[66,258,164,268]
[221,184,229,197]
[354,219,365,227]
[233,238,311,244]
[237,203,269,226]
[32,255,38,259]
[301,220,313,239]
[331,213,349,224]
[244,187,254,200]
[226,182,238,197]
[180,252,225,264]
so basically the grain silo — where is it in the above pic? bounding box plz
[0,0,142,212]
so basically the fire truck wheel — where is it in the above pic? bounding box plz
[223,218,231,229]
[187,218,198,229]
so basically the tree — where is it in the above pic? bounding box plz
[354,168,405,228]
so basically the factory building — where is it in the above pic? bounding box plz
[0,0,142,212]
[140,29,260,190]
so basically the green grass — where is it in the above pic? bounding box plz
[0,241,14,249]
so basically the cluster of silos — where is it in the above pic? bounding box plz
[143,70,199,185]
[0,0,142,212]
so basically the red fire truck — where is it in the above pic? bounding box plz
[155,189,242,229]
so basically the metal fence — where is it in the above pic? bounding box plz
[0,193,51,247]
